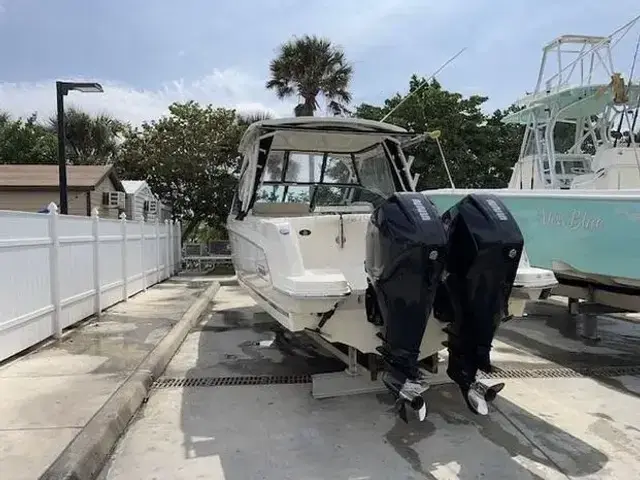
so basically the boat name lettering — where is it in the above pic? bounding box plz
[540,209,603,231]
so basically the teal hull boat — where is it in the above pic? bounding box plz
[424,189,640,289]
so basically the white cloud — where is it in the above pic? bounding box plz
[0,68,295,126]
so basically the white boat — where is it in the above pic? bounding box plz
[226,116,557,421]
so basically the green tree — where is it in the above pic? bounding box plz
[116,101,247,241]
[0,112,57,164]
[266,35,353,117]
[355,76,523,189]
[47,107,127,165]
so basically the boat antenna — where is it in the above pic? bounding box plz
[427,130,456,188]
[380,47,467,123]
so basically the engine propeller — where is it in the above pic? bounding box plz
[463,381,505,415]
[382,370,430,423]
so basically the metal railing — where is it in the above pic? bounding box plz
[181,242,233,272]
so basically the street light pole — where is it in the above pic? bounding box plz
[55,81,104,215]
[56,82,68,214]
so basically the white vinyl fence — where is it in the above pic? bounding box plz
[0,203,182,363]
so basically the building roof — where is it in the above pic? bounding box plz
[121,180,147,194]
[0,165,123,191]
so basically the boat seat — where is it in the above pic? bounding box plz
[252,202,310,217]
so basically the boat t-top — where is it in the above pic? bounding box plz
[504,33,640,191]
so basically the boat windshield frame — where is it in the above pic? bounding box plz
[232,125,420,219]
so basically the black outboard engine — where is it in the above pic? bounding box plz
[364,192,447,422]
[433,193,523,415]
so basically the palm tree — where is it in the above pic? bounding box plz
[266,35,353,117]
[47,107,126,165]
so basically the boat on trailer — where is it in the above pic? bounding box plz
[227,116,557,421]
[427,27,640,332]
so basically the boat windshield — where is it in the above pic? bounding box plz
[255,144,398,210]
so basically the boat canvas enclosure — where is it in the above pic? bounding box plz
[233,117,424,220]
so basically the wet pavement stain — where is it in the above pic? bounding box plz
[588,375,640,399]
[520,303,640,356]
[384,418,438,479]
[506,410,608,475]
[44,278,209,374]
[374,384,609,479]
[496,324,640,368]
[188,308,346,377]
[213,330,345,376]
[54,315,175,374]
[588,418,638,458]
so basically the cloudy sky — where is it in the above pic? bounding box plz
[0,0,639,125]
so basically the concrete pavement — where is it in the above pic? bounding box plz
[98,284,640,479]
[0,275,218,480]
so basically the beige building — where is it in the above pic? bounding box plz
[121,180,172,223]
[0,164,126,219]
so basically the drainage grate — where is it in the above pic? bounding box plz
[152,365,640,389]
[153,375,312,389]
[481,364,640,380]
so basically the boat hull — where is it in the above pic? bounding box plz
[425,189,640,289]
[237,275,449,359]
[228,211,554,360]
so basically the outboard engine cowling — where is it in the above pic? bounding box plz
[365,192,447,420]
[433,193,523,415]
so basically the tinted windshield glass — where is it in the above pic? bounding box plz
[256,145,397,210]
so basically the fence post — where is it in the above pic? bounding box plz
[164,220,170,279]
[121,212,129,301]
[140,218,147,292]
[48,202,62,338]
[176,221,182,272]
[168,220,174,276]
[155,217,161,283]
[92,208,102,317]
